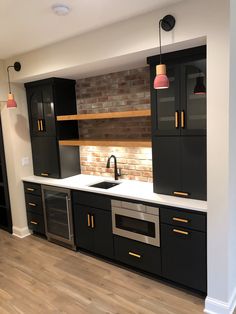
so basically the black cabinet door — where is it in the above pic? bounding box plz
[31,137,60,178]
[27,86,56,137]
[182,137,206,200]
[74,205,93,251]
[181,59,206,136]
[161,224,207,293]
[151,65,180,136]
[92,207,113,259]
[152,136,182,195]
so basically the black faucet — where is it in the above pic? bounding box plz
[106,155,121,180]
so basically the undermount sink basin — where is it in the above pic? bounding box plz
[89,181,120,189]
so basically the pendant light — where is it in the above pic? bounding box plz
[194,76,206,95]
[154,15,175,90]
[7,62,21,108]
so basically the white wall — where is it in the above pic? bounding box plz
[2,0,236,312]
[0,79,33,237]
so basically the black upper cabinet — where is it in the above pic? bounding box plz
[25,78,79,140]
[153,136,206,200]
[148,46,206,137]
[25,78,80,178]
[27,85,55,137]
[31,137,60,178]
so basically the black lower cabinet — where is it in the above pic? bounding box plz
[31,137,80,178]
[153,136,206,200]
[161,224,207,292]
[74,205,114,259]
[114,236,161,276]
[23,181,45,236]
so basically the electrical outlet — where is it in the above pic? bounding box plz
[21,157,29,166]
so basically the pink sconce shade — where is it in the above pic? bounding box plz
[153,64,169,89]
[7,93,17,108]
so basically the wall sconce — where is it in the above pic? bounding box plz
[154,15,175,90]
[7,62,21,108]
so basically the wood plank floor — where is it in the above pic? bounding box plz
[0,229,205,314]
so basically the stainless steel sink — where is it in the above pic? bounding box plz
[89,181,120,189]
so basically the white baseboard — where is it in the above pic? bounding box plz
[12,226,31,238]
[204,288,236,314]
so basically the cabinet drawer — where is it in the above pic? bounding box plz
[25,194,43,215]
[73,191,111,211]
[114,236,161,276]
[161,223,207,292]
[160,207,206,232]
[27,212,45,234]
[24,182,42,196]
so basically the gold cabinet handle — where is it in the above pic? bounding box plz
[181,111,185,128]
[129,252,141,258]
[91,215,95,229]
[175,111,179,128]
[37,120,41,131]
[41,173,49,177]
[172,217,189,223]
[28,202,36,207]
[40,119,43,131]
[173,229,189,235]
[27,188,35,192]
[30,221,38,225]
[173,191,189,197]
[87,214,91,227]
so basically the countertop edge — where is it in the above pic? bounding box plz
[22,175,207,213]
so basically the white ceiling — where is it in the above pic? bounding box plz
[0,0,183,59]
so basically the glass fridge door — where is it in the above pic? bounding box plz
[42,186,74,246]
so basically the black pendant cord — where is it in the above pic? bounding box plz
[7,66,13,94]
[159,19,163,64]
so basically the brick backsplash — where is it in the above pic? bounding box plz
[76,66,153,182]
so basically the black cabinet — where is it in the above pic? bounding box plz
[152,136,206,200]
[148,46,206,137]
[147,46,207,200]
[75,205,113,258]
[25,78,80,179]
[23,182,45,235]
[73,191,113,259]
[160,207,207,293]
[114,236,161,276]
[0,118,12,232]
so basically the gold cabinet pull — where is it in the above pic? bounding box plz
[41,173,49,177]
[28,202,36,207]
[37,120,41,131]
[40,120,43,131]
[175,111,179,128]
[27,188,34,192]
[173,191,189,197]
[173,229,189,235]
[172,217,189,223]
[129,252,141,258]
[181,111,185,128]
[30,221,38,225]
[91,215,95,229]
[87,214,91,227]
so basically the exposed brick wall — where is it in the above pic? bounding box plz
[76,66,153,182]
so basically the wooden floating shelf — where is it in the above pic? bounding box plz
[59,139,151,148]
[57,109,151,121]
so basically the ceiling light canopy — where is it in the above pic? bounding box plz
[52,4,71,16]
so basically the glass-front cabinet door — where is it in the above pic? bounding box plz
[181,59,206,135]
[154,66,180,136]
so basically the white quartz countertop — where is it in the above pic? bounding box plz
[22,174,207,213]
